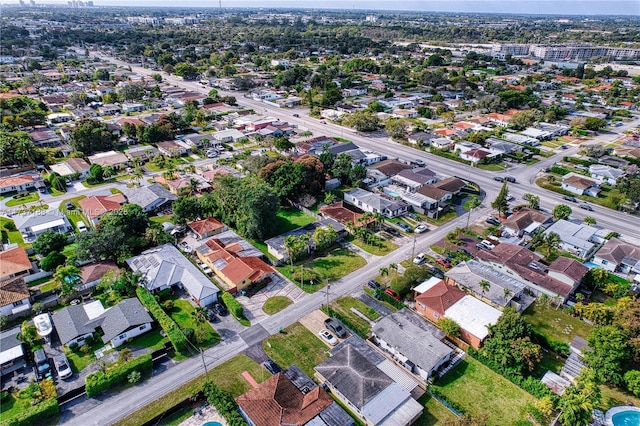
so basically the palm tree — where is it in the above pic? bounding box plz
[523,193,540,210]
[131,166,144,186]
[466,196,481,229]
[389,263,398,279]
[284,235,297,268]
[544,232,562,257]
[191,307,207,328]
[583,216,596,225]
[374,212,384,231]
[379,267,389,278]
[503,288,511,303]
[183,178,200,196]
[103,165,115,179]
[479,280,491,299]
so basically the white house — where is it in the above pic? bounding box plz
[592,237,640,274]
[561,173,601,197]
[589,164,625,185]
[344,188,409,218]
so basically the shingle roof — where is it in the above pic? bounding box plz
[432,177,466,193]
[548,257,589,282]
[52,304,99,345]
[595,237,640,265]
[0,247,32,279]
[79,260,120,285]
[123,183,177,210]
[0,277,29,307]
[366,159,412,177]
[563,174,596,190]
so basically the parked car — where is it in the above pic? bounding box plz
[54,354,72,380]
[579,204,594,211]
[413,253,426,265]
[212,301,228,316]
[384,288,401,300]
[480,239,496,250]
[383,226,400,237]
[204,308,218,322]
[65,201,74,210]
[397,222,413,233]
[563,196,578,203]
[457,248,471,257]
[33,349,51,379]
[486,216,501,226]
[436,257,452,268]
[367,280,382,290]
[262,359,282,375]
[178,241,192,253]
[77,221,88,233]
[505,176,516,183]
[428,267,445,279]
[318,329,338,346]
[493,176,505,182]
[415,224,428,234]
[324,318,346,338]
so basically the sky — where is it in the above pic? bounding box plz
[11,0,640,15]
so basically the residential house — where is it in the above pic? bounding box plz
[181,133,213,148]
[0,277,31,317]
[501,208,552,238]
[413,277,502,349]
[484,138,522,155]
[78,194,127,225]
[407,132,436,146]
[125,145,161,163]
[432,177,467,196]
[210,129,245,145]
[78,260,120,291]
[195,231,274,294]
[344,188,409,218]
[365,160,412,187]
[544,219,605,259]
[13,211,72,242]
[592,237,640,274]
[122,183,177,213]
[561,173,601,197]
[127,244,220,306]
[430,137,455,150]
[49,158,91,179]
[188,217,227,240]
[410,185,452,216]
[319,202,373,227]
[0,174,40,195]
[155,174,211,195]
[487,113,512,126]
[29,129,62,148]
[87,151,130,169]
[476,243,587,301]
[52,298,153,348]
[156,140,190,158]
[0,326,26,375]
[460,148,493,164]
[236,365,353,426]
[315,337,424,426]
[588,164,625,185]
[0,247,33,282]
[265,219,345,263]
[391,169,438,192]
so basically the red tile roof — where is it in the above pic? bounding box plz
[202,238,274,287]
[78,194,126,221]
[236,373,333,426]
[188,218,225,237]
[79,260,119,285]
[0,247,32,279]
[0,277,29,307]
[415,280,465,316]
[0,174,35,190]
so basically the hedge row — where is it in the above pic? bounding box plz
[0,397,59,426]
[531,330,570,356]
[203,382,248,426]
[221,292,246,322]
[85,354,152,397]
[136,287,188,353]
[321,306,369,338]
[468,348,559,403]
[378,291,405,310]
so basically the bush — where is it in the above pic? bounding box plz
[221,292,246,322]
[203,382,248,426]
[0,397,59,426]
[0,391,8,402]
[85,354,152,397]
[531,330,570,356]
[136,287,188,353]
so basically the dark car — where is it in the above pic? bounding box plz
[204,308,218,322]
[563,196,578,203]
[292,113,300,117]
[493,176,505,182]
[457,248,471,257]
[324,318,347,338]
[579,204,594,211]
[383,226,400,237]
[384,288,401,300]
[212,302,228,316]
[505,176,516,183]
[367,280,382,290]
[428,267,445,279]
[486,216,501,226]
[397,222,413,233]
[262,359,282,375]
[65,202,74,210]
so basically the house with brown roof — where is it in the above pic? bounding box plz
[593,237,640,275]
[365,160,412,186]
[0,277,31,317]
[79,193,127,225]
[413,277,465,322]
[502,208,552,238]
[319,201,371,226]
[157,140,190,158]
[78,260,120,290]
[432,177,467,195]
[0,247,34,281]
[87,151,130,169]
[561,173,600,197]
[50,158,92,179]
[236,366,353,426]
[188,217,226,239]
[0,174,39,195]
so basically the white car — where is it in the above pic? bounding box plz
[54,354,73,380]
[413,253,426,265]
[318,329,338,346]
[415,224,428,234]
[480,240,495,250]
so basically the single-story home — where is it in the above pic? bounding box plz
[78,193,127,225]
[265,219,345,263]
[0,173,40,195]
[0,277,31,317]
[344,188,409,218]
[122,183,177,213]
[544,219,605,259]
[588,164,625,185]
[78,260,120,291]
[49,158,92,179]
[156,140,190,158]
[0,326,26,375]
[87,151,130,169]
[188,217,227,240]
[592,237,640,274]
[0,247,34,282]
[13,211,72,242]
[501,208,552,238]
[561,173,601,197]
[125,145,161,163]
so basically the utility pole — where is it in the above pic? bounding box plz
[200,349,209,381]
[411,234,417,260]
[325,280,330,307]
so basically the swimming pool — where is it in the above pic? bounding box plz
[605,406,640,426]
[202,422,223,426]
[383,188,401,198]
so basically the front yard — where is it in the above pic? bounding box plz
[0,217,26,247]
[263,322,330,378]
[431,357,536,425]
[262,296,292,315]
[5,191,40,207]
[345,234,398,256]
[166,298,221,349]
[522,298,592,344]
[323,296,380,337]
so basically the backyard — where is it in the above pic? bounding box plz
[431,357,536,425]
[248,206,316,257]
[522,298,592,344]
[263,322,330,378]
[414,394,458,426]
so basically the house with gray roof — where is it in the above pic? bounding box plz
[315,337,423,426]
[391,168,438,192]
[264,218,345,263]
[344,188,408,218]
[0,326,25,375]
[589,164,625,185]
[52,298,152,348]
[13,210,72,242]
[122,183,177,213]
[592,237,640,275]
[127,243,219,306]
[370,309,453,383]
[544,219,606,259]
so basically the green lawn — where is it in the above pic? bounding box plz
[0,386,55,422]
[263,322,330,378]
[40,280,59,293]
[262,296,292,315]
[335,296,380,321]
[277,248,366,293]
[0,217,26,247]
[432,358,536,425]
[274,207,316,235]
[168,299,221,349]
[346,235,398,256]
[120,329,169,352]
[113,354,265,426]
[82,177,117,188]
[600,383,640,411]
[326,296,381,337]
[149,214,173,225]
[413,394,458,426]
[58,195,88,232]
[5,191,40,207]
[522,299,592,344]
[65,339,105,373]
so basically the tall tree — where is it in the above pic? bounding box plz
[491,182,510,217]
[552,204,572,221]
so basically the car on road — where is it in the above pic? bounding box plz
[318,329,338,346]
[321,120,327,124]
[262,359,282,375]
[428,267,445,279]
[384,288,401,300]
[413,159,426,167]
[397,222,413,233]
[579,204,594,211]
[563,196,578,203]
[505,176,516,183]
[54,354,73,380]
[324,318,346,338]
[436,257,452,268]
[415,224,428,233]
[560,145,568,149]
[413,253,426,265]
[486,216,501,226]
[493,176,505,182]
[367,280,382,290]
[292,113,300,117]
[506,194,515,202]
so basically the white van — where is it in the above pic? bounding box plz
[77,221,88,233]
[413,253,426,265]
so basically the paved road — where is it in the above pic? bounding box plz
[58,54,640,425]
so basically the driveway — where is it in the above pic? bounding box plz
[235,274,305,323]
